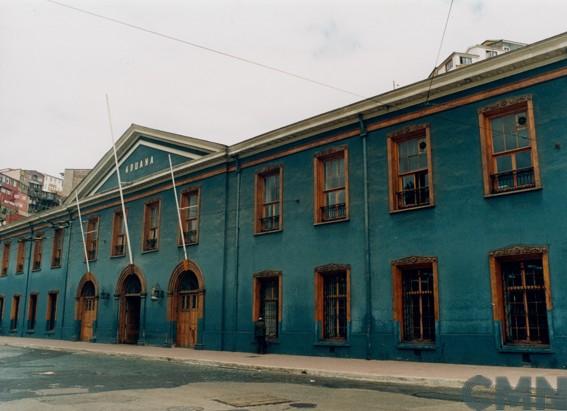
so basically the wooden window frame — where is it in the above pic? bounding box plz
[10,295,20,331]
[178,188,200,246]
[84,217,99,262]
[478,96,541,197]
[489,246,552,347]
[51,228,64,268]
[387,124,434,213]
[31,234,43,272]
[391,256,439,345]
[0,296,4,326]
[110,209,126,257]
[46,291,58,332]
[254,167,283,234]
[252,271,283,340]
[16,240,25,274]
[313,147,349,225]
[27,293,38,331]
[314,264,350,341]
[1,242,10,276]
[142,200,161,252]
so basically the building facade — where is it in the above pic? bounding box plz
[1,32,567,368]
[0,173,29,225]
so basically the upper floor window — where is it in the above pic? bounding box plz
[486,50,498,58]
[16,241,25,273]
[445,60,453,72]
[32,235,43,271]
[314,148,349,224]
[387,125,434,212]
[51,228,64,268]
[1,242,10,276]
[143,200,160,252]
[460,56,472,65]
[489,247,551,346]
[111,211,126,257]
[479,96,540,196]
[179,189,199,245]
[255,168,283,234]
[84,217,99,261]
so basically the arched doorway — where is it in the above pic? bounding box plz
[169,260,205,348]
[78,281,96,341]
[117,271,144,344]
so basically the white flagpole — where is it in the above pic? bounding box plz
[106,94,133,266]
[75,192,90,273]
[168,154,188,261]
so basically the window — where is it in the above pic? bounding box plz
[445,60,453,72]
[392,257,439,344]
[315,265,350,340]
[32,235,43,271]
[479,96,540,195]
[253,271,282,339]
[0,296,4,327]
[255,168,283,233]
[84,217,99,261]
[387,125,434,211]
[111,211,126,257]
[489,247,551,346]
[486,50,498,57]
[28,294,38,331]
[143,201,160,251]
[51,228,64,268]
[179,190,200,245]
[16,241,25,273]
[460,56,472,65]
[1,242,9,276]
[10,296,19,331]
[46,292,57,332]
[314,148,349,223]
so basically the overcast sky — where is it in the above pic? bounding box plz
[1,0,566,177]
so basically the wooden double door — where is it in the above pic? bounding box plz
[79,281,97,342]
[120,295,141,344]
[176,292,199,347]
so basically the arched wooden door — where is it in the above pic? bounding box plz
[175,271,201,347]
[119,273,142,344]
[79,281,97,341]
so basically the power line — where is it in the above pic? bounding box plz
[46,0,366,99]
[425,0,455,104]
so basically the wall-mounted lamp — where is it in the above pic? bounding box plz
[151,284,164,301]
[100,290,110,300]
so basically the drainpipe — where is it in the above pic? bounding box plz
[359,114,373,360]
[232,155,242,351]
[220,152,230,351]
[20,223,34,336]
[59,209,74,339]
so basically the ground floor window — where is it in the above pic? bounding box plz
[253,271,282,339]
[28,294,38,331]
[46,292,58,332]
[10,296,20,331]
[489,247,551,346]
[315,265,350,340]
[392,257,439,344]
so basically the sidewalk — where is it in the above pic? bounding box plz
[1,336,566,389]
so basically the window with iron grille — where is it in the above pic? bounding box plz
[51,228,64,268]
[1,242,9,276]
[46,292,57,332]
[388,125,433,211]
[253,272,281,339]
[84,217,99,261]
[32,235,43,271]
[314,148,348,223]
[143,201,160,251]
[479,97,540,195]
[16,241,25,273]
[111,211,126,257]
[27,294,38,331]
[10,296,19,331]
[179,190,199,245]
[502,259,549,345]
[401,269,435,342]
[255,168,282,234]
[315,267,349,340]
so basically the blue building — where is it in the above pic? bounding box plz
[2,32,567,368]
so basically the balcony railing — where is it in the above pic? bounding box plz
[490,167,535,194]
[396,187,430,209]
[260,216,280,232]
[183,230,198,244]
[145,238,158,250]
[321,203,346,221]
[51,256,61,268]
[87,248,97,261]
[113,244,125,256]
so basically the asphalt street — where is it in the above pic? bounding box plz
[0,346,514,410]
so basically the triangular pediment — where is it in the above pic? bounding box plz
[66,124,225,202]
